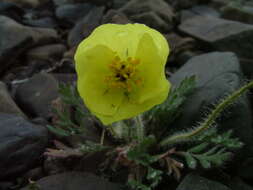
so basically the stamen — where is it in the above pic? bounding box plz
[104,55,143,93]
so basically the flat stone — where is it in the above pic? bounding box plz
[237,157,253,180]
[56,3,95,25]
[52,73,77,84]
[23,17,58,28]
[176,173,231,190]
[0,16,59,74]
[221,4,253,24]
[0,114,48,179]
[228,177,253,190]
[15,73,59,119]
[53,0,72,6]
[26,44,67,61]
[211,0,230,9]
[21,172,122,190]
[102,9,131,24]
[0,2,24,21]
[0,82,25,117]
[181,5,221,22]
[1,0,49,8]
[68,6,105,47]
[179,16,253,58]
[169,52,253,147]
[112,0,129,9]
[120,0,175,32]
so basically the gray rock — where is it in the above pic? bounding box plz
[68,6,105,47]
[179,16,253,59]
[221,4,253,24]
[211,0,230,9]
[0,16,59,74]
[0,182,14,190]
[56,3,95,25]
[120,0,175,32]
[228,177,253,190]
[237,157,253,180]
[52,73,77,84]
[0,2,24,21]
[0,81,25,117]
[26,44,67,61]
[1,0,49,8]
[21,172,122,190]
[102,9,131,24]
[168,0,196,10]
[53,0,72,6]
[176,173,231,190]
[0,114,48,179]
[23,17,58,28]
[112,0,129,9]
[181,5,221,22]
[169,52,253,146]
[15,73,59,119]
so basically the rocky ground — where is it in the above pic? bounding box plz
[1,0,253,189]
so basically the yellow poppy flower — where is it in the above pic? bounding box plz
[75,23,171,125]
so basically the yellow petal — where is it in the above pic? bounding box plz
[132,33,171,103]
[75,23,169,60]
[75,45,124,116]
[74,24,171,125]
[97,87,169,125]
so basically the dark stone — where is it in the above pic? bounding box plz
[211,0,230,9]
[120,0,175,32]
[181,5,221,22]
[0,182,14,190]
[1,0,40,8]
[23,167,45,181]
[0,81,25,117]
[23,17,58,28]
[0,16,59,74]
[0,2,24,21]
[239,58,253,78]
[102,9,131,24]
[0,16,33,74]
[15,73,59,119]
[169,52,253,147]
[53,0,72,6]
[56,3,95,25]
[112,0,129,9]
[179,16,253,59]
[21,172,123,190]
[52,73,77,84]
[176,173,231,190]
[228,177,253,190]
[168,0,196,10]
[237,157,253,180]
[26,44,67,61]
[68,6,105,47]
[221,4,253,24]
[0,114,48,180]
[2,0,50,8]
[75,0,113,6]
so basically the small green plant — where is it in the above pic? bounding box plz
[47,83,89,137]
[27,179,40,190]
[45,77,253,189]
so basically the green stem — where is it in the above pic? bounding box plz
[100,128,105,145]
[160,80,253,147]
[135,115,145,142]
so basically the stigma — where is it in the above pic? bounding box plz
[105,55,143,92]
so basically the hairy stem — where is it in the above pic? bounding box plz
[160,80,253,147]
[135,115,145,142]
[100,128,105,145]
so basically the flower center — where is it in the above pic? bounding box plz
[104,55,143,92]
